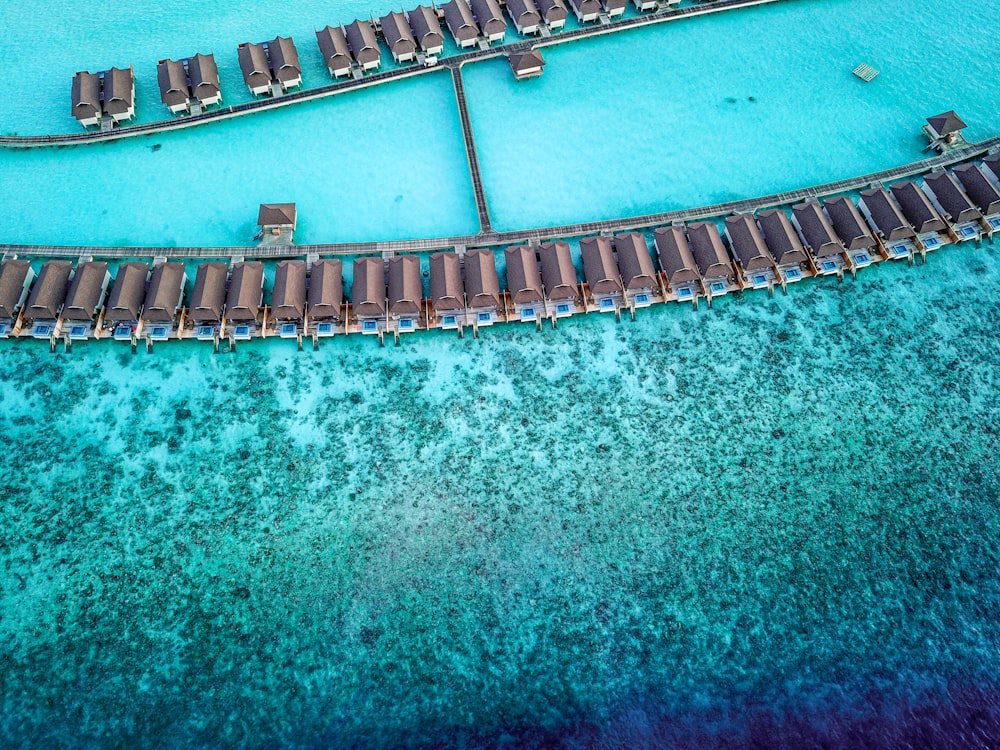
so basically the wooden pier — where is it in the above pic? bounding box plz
[449,65,492,232]
[4,135,996,262]
[0,0,792,149]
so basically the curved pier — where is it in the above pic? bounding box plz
[3,136,997,261]
[0,0,789,149]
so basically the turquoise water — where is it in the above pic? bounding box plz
[3,0,1000,245]
[2,249,1000,747]
[465,0,1000,230]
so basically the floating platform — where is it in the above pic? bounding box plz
[853,63,879,82]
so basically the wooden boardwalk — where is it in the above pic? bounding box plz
[3,136,997,261]
[449,65,492,232]
[0,0,789,149]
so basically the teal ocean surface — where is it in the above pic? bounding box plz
[2,249,1000,747]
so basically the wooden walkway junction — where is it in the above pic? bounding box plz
[3,136,997,262]
[0,0,791,149]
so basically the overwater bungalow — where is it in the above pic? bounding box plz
[538,241,580,318]
[224,261,265,340]
[381,11,418,63]
[60,261,110,339]
[505,245,545,322]
[187,261,228,340]
[507,0,542,35]
[600,0,627,19]
[269,260,307,338]
[429,252,465,329]
[858,187,918,260]
[687,222,737,297]
[307,259,344,337]
[388,256,423,333]
[71,71,102,128]
[580,236,623,312]
[568,0,601,23]
[443,0,481,48]
[103,66,136,123]
[509,51,545,80]
[756,208,810,284]
[464,249,502,326]
[268,37,302,92]
[952,163,1000,233]
[346,20,382,71]
[653,226,701,302]
[632,0,663,12]
[724,213,776,290]
[238,42,273,95]
[535,0,568,29]
[317,26,353,78]
[824,195,879,268]
[258,203,297,242]
[157,59,190,114]
[23,260,73,339]
[188,53,222,106]
[615,232,657,308]
[923,171,983,241]
[104,261,150,340]
[352,257,387,334]
[0,260,35,337]
[141,262,187,341]
[407,6,445,55]
[923,110,967,150]
[471,0,507,43]
[889,180,951,251]
[791,201,849,276]
[982,152,1000,186]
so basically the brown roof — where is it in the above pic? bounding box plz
[538,241,578,301]
[226,261,264,321]
[568,0,601,14]
[269,36,301,82]
[464,249,501,309]
[0,260,32,319]
[157,59,189,107]
[381,11,418,58]
[858,188,915,242]
[443,0,480,42]
[188,53,221,101]
[105,262,150,322]
[504,245,544,304]
[724,214,774,272]
[470,0,507,34]
[429,252,465,311]
[388,255,422,316]
[62,262,109,321]
[924,171,981,224]
[536,0,568,23]
[238,42,271,89]
[407,6,445,52]
[316,26,352,72]
[142,262,186,322]
[791,201,843,258]
[258,203,296,228]
[653,226,701,285]
[614,233,656,291]
[952,163,1000,216]
[686,222,734,279]
[507,0,542,27]
[26,261,73,320]
[509,50,545,75]
[889,181,947,235]
[824,196,876,251]
[308,259,343,320]
[188,262,228,323]
[346,20,381,66]
[103,67,134,117]
[271,260,306,320]
[926,111,967,137]
[71,71,101,121]
[756,209,808,266]
[580,236,622,296]
[352,257,387,317]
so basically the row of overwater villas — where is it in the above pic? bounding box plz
[3,155,1000,345]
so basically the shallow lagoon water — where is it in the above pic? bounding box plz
[2,249,999,747]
